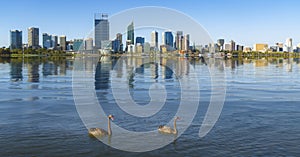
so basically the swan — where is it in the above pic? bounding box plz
[88,115,114,137]
[158,116,180,134]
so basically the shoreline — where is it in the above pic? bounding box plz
[1,52,300,59]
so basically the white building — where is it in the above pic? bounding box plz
[151,31,158,49]
[85,38,93,50]
[286,38,293,52]
[224,43,231,51]
[183,34,190,51]
[144,42,151,54]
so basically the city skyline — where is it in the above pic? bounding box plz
[5,23,300,54]
[2,0,300,48]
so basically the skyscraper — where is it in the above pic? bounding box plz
[164,31,174,48]
[28,27,39,49]
[116,33,122,43]
[175,31,183,50]
[230,40,236,52]
[60,35,66,51]
[151,31,158,49]
[183,34,190,51]
[95,14,109,49]
[135,37,145,45]
[52,35,58,49]
[286,38,292,52]
[217,39,225,51]
[10,30,22,50]
[116,33,123,52]
[162,32,165,45]
[42,33,52,49]
[85,38,93,50]
[127,21,134,45]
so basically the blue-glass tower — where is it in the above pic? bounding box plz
[10,30,22,50]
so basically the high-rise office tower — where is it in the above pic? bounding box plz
[116,33,123,52]
[286,38,292,52]
[43,33,58,49]
[162,32,165,45]
[135,37,145,45]
[10,30,22,50]
[28,27,39,49]
[60,35,67,51]
[42,33,52,49]
[116,33,122,43]
[85,38,93,50]
[151,31,158,49]
[217,39,225,51]
[95,14,109,49]
[183,34,190,51]
[164,31,174,48]
[52,35,58,49]
[230,40,236,52]
[175,31,183,50]
[127,21,134,45]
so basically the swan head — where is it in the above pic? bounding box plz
[108,115,114,120]
[158,125,164,129]
[175,116,180,120]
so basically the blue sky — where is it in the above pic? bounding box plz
[1,0,300,47]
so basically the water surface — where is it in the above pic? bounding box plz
[0,57,300,156]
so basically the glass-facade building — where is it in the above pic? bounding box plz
[127,21,134,45]
[95,14,109,49]
[73,39,84,51]
[135,37,145,45]
[43,33,52,49]
[164,31,174,48]
[10,30,22,50]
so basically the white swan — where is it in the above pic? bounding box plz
[158,117,180,134]
[88,115,114,137]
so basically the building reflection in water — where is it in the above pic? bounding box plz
[150,62,158,79]
[221,57,300,73]
[286,57,292,72]
[94,56,197,90]
[59,61,67,76]
[43,61,56,77]
[8,57,70,84]
[95,57,112,90]
[175,57,189,78]
[27,61,40,82]
[43,60,68,77]
[94,56,300,93]
[161,57,173,80]
[10,59,23,82]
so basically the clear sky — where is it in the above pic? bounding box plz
[1,0,300,47]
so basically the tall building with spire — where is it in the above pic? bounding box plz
[127,21,134,45]
[95,13,109,49]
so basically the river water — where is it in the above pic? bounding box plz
[0,56,300,156]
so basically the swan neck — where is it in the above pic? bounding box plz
[173,118,178,134]
[108,117,112,135]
